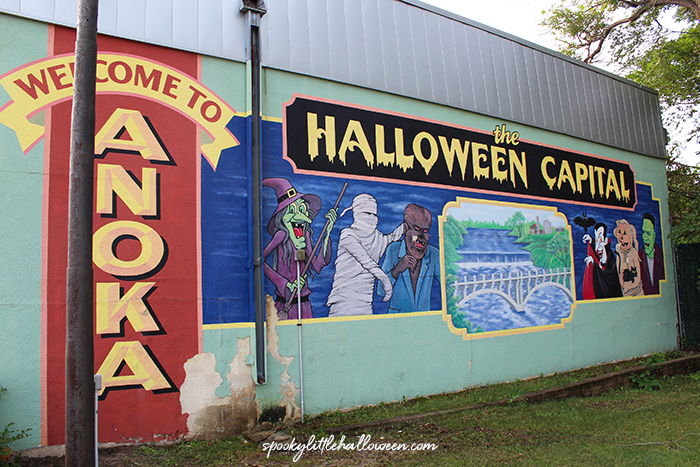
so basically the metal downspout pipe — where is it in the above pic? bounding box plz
[242,0,267,384]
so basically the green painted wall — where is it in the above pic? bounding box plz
[200,66,676,416]
[205,294,676,417]
[0,15,49,450]
[0,12,678,447]
[201,55,247,114]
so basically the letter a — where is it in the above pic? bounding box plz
[97,341,171,395]
[95,108,169,160]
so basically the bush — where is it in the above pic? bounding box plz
[629,353,666,391]
[0,387,31,465]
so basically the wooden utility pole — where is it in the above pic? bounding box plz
[65,1,98,466]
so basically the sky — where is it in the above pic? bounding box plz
[421,0,558,50]
[446,201,566,229]
[420,0,700,165]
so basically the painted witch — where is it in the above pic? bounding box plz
[262,178,337,319]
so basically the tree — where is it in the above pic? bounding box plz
[666,151,700,243]
[541,0,700,153]
[542,0,700,243]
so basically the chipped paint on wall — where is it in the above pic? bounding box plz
[265,295,301,421]
[227,337,258,432]
[180,339,258,439]
[179,299,303,438]
[180,353,230,438]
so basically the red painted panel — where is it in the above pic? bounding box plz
[45,27,200,444]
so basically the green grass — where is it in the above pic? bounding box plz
[294,351,684,430]
[20,351,697,466]
[127,373,700,466]
[289,371,700,466]
[132,438,260,466]
[411,378,700,466]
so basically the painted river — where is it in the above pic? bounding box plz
[452,228,573,333]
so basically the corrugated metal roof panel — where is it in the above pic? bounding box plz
[17,0,53,19]
[350,2,372,86]
[54,0,77,25]
[0,0,666,158]
[378,0,402,95]
[327,1,351,82]
[116,0,146,41]
[440,19,461,106]
[0,0,20,12]
[614,80,633,150]
[198,1,224,57]
[97,0,116,34]
[172,0,198,53]
[516,44,535,127]
[363,0,386,91]
[478,30,499,116]
[452,21,472,110]
[144,0,172,46]
[503,40,524,123]
[307,0,331,79]
[222,0,245,59]
[589,73,604,142]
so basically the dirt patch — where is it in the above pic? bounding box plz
[16,446,139,467]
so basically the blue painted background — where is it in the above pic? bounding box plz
[201,116,663,324]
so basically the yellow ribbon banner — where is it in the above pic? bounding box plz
[0,53,238,169]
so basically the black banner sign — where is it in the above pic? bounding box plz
[284,96,636,208]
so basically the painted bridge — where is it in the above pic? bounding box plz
[454,268,573,312]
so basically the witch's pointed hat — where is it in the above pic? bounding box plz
[263,178,321,235]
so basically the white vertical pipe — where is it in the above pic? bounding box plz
[296,259,305,422]
[94,374,101,467]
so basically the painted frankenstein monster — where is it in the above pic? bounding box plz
[638,213,665,295]
[262,178,337,319]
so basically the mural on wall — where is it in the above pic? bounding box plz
[326,192,403,317]
[284,96,636,209]
[378,203,442,314]
[571,208,665,299]
[441,199,574,337]
[0,28,239,444]
[204,94,665,334]
[0,19,670,446]
[262,177,338,319]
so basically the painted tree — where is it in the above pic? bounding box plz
[505,211,528,237]
[443,216,483,333]
[547,231,573,267]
